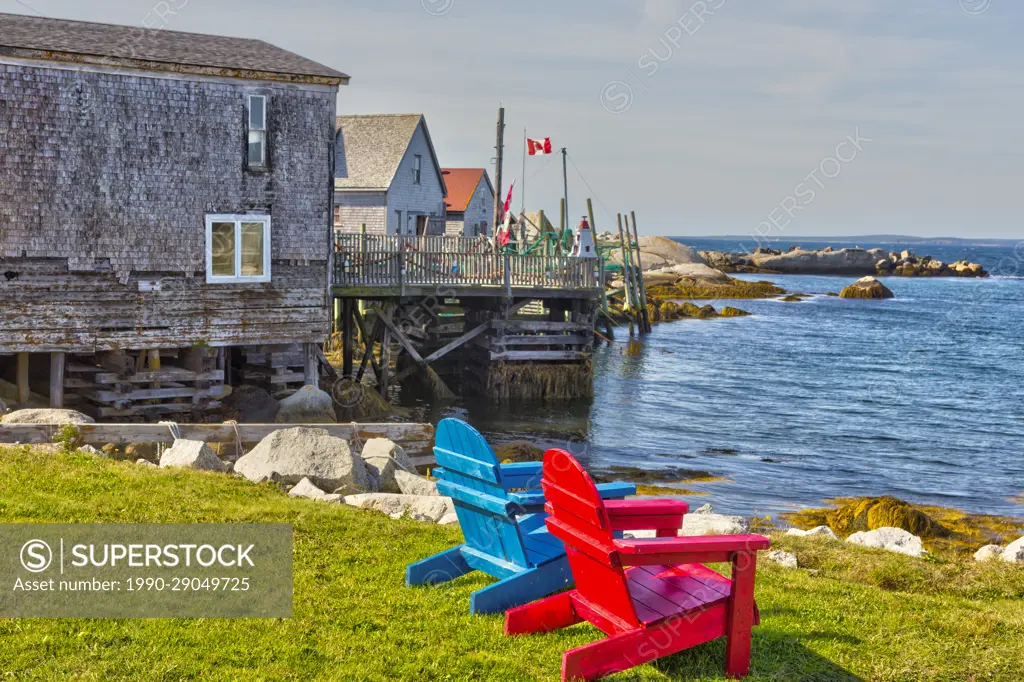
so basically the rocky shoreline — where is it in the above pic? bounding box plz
[700,245,989,278]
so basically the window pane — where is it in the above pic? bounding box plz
[211,222,236,277]
[248,131,265,166]
[249,96,265,130]
[240,222,265,277]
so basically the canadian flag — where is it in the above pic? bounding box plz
[527,138,553,156]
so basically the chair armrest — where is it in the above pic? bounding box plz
[499,462,543,490]
[595,482,637,499]
[605,499,689,532]
[614,534,771,565]
[506,482,637,511]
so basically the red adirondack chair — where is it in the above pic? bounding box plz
[504,449,771,681]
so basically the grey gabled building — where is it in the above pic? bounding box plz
[0,12,347,415]
[333,114,448,236]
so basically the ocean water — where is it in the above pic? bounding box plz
[427,239,1024,521]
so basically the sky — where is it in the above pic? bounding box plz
[4,0,1022,239]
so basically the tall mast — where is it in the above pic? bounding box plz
[561,147,569,243]
[492,107,505,234]
[521,127,527,214]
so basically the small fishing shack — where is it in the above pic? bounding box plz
[0,13,347,416]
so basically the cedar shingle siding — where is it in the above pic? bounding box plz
[0,20,342,354]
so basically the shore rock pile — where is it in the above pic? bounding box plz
[973,537,1024,564]
[700,246,988,278]
[130,424,453,525]
[875,250,987,278]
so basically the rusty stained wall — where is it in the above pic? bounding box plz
[0,60,337,353]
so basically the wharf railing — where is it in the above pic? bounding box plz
[333,233,601,292]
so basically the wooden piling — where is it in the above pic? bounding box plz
[16,352,29,406]
[629,212,652,333]
[616,214,639,334]
[342,299,354,378]
[587,198,608,317]
[49,352,65,409]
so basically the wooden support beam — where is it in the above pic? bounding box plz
[16,353,29,406]
[353,307,381,382]
[342,299,354,378]
[374,305,455,399]
[49,352,65,409]
[315,346,338,379]
[395,322,488,382]
[490,350,590,361]
[303,343,319,387]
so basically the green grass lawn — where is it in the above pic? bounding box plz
[1,446,1022,681]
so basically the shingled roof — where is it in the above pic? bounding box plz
[0,12,348,84]
[335,114,446,193]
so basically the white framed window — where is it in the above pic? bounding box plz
[413,154,422,184]
[247,95,267,167]
[333,205,342,227]
[205,214,271,283]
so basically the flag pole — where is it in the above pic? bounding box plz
[521,127,527,214]
[561,147,569,248]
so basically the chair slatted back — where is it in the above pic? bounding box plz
[434,419,529,569]
[541,448,639,629]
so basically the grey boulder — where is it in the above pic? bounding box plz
[680,504,749,536]
[394,469,438,496]
[159,439,227,472]
[361,439,415,493]
[846,527,925,557]
[275,385,336,424]
[288,477,341,502]
[342,493,453,523]
[973,545,1004,562]
[1,409,94,425]
[234,427,372,493]
[766,550,798,568]
[1000,537,1024,564]
[786,526,838,539]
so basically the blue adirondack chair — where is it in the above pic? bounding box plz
[406,418,636,614]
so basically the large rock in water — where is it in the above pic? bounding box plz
[839,276,895,300]
[1,409,94,425]
[608,236,706,271]
[361,438,415,493]
[159,439,227,472]
[234,427,372,493]
[825,496,948,538]
[846,527,925,557]
[275,385,336,424]
[644,262,734,285]
[752,247,887,275]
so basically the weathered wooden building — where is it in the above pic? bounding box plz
[333,114,448,236]
[442,168,494,237]
[0,12,348,416]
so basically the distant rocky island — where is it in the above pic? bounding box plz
[700,246,988,278]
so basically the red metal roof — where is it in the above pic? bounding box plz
[442,168,486,212]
